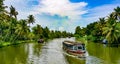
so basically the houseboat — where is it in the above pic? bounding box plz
[62,40,86,58]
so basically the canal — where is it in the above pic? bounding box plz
[0,38,120,64]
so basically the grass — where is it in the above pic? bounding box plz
[65,55,85,64]
[0,41,11,47]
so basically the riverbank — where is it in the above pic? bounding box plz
[76,36,120,47]
[0,37,55,48]
[0,40,36,48]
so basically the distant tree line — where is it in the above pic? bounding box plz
[75,6,120,46]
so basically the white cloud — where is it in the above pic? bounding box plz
[4,0,36,19]
[4,0,88,28]
[31,0,88,20]
[4,0,120,33]
[80,3,120,27]
[59,27,64,31]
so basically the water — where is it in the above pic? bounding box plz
[0,38,120,64]
[86,42,120,64]
[36,38,68,64]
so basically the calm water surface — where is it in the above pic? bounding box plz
[0,38,120,64]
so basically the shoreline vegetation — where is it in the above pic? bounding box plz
[66,6,120,64]
[74,6,120,47]
[0,40,36,48]
[0,0,73,48]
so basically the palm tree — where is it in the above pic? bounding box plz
[97,18,106,36]
[27,15,35,27]
[102,16,120,44]
[13,20,29,42]
[0,13,9,39]
[43,27,50,38]
[98,18,106,31]
[36,24,43,35]
[99,18,105,24]
[3,18,17,42]
[32,24,43,39]
[0,0,5,13]
[75,26,81,35]
[113,6,120,20]
[9,5,18,19]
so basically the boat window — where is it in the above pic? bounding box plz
[78,46,82,50]
[74,46,77,50]
[82,46,85,50]
[69,46,73,50]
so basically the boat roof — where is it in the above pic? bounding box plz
[63,40,84,45]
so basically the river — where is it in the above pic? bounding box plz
[0,38,120,64]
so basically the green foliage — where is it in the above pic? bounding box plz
[43,27,50,38]
[27,15,35,26]
[74,6,120,45]
[9,5,18,19]
[75,26,81,35]
[113,6,120,20]
[74,34,80,38]
[75,26,87,37]
[0,0,6,13]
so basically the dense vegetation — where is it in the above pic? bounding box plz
[0,0,73,47]
[75,6,120,46]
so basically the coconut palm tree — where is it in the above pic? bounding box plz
[114,6,120,20]
[32,24,43,39]
[99,18,105,24]
[36,24,43,34]
[102,16,120,44]
[9,5,18,19]
[27,15,35,27]
[3,18,17,42]
[13,20,29,42]
[98,17,106,31]
[0,0,5,13]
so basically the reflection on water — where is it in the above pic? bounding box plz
[37,39,68,64]
[0,44,28,64]
[0,38,120,64]
[86,42,120,64]
[0,38,71,64]
[0,43,43,64]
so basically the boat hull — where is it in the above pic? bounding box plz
[62,43,86,58]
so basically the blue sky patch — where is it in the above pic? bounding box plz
[28,0,39,5]
[69,0,113,7]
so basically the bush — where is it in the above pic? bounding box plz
[87,35,97,42]
[74,34,80,38]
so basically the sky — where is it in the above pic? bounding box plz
[4,0,120,33]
